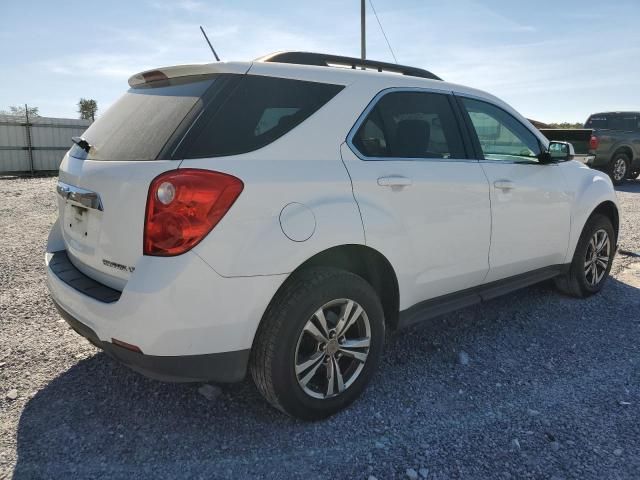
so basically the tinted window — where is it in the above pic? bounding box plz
[461,98,541,162]
[585,116,609,129]
[70,78,215,161]
[179,76,343,158]
[352,91,466,159]
[609,114,638,132]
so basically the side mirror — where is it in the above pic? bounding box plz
[540,141,575,163]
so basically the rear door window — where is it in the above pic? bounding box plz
[609,115,625,131]
[177,76,343,158]
[351,91,466,160]
[609,114,638,131]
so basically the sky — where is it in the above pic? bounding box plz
[1,0,638,123]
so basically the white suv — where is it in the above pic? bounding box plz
[46,52,619,419]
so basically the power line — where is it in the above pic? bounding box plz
[368,0,398,64]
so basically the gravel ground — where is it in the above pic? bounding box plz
[1,175,639,480]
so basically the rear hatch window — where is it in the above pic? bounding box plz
[70,74,343,161]
[70,77,216,161]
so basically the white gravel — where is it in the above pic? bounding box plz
[1,175,639,479]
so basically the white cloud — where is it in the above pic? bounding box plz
[148,0,206,13]
[4,0,639,121]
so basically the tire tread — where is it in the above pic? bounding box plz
[250,267,355,414]
[555,213,614,298]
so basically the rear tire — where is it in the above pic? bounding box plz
[608,153,630,185]
[554,214,615,298]
[250,267,385,420]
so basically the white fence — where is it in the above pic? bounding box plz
[0,115,91,173]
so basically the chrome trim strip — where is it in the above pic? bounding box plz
[56,181,103,211]
[345,86,479,164]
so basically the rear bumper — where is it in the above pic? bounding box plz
[53,298,250,382]
[574,154,596,166]
[45,221,287,382]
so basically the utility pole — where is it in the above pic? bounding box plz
[24,103,34,176]
[360,0,366,61]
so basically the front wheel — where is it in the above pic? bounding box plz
[555,214,615,297]
[250,267,385,420]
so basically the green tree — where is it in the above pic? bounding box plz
[78,98,98,121]
[547,122,584,129]
[0,105,40,118]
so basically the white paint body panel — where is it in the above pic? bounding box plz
[184,156,364,277]
[46,59,619,358]
[480,162,571,282]
[46,223,287,355]
[559,161,618,257]
[341,144,491,309]
[57,154,178,290]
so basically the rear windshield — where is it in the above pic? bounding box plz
[585,113,640,131]
[70,78,215,161]
[585,115,608,130]
[70,74,343,161]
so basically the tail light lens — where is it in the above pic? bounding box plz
[144,169,243,256]
[589,135,599,150]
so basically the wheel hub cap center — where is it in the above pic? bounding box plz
[326,339,339,356]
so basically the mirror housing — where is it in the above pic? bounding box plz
[540,141,575,163]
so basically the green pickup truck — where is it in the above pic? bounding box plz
[540,112,640,185]
[584,112,640,184]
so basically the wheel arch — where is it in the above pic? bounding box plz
[565,165,620,262]
[259,244,401,334]
[612,145,634,163]
[590,200,619,242]
[569,199,620,262]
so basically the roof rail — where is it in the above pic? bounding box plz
[256,51,442,81]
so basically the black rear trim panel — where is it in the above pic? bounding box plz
[52,299,249,383]
[398,264,570,329]
[49,251,121,303]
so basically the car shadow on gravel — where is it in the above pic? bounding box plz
[12,277,640,479]
[615,180,640,193]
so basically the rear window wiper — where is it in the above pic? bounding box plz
[71,136,92,153]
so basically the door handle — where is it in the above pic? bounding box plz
[494,180,514,191]
[377,176,412,187]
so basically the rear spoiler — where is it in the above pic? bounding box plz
[128,62,251,87]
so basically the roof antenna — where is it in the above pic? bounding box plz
[199,26,221,61]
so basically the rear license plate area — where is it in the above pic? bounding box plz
[61,202,100,252]
[65,204,89,236]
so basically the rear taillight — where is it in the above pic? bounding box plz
[144,169,243,256]
[589,135,599,150]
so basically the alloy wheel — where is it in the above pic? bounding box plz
[613,157,627,182]
[294,298,371,399]
[584,228,610,287]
